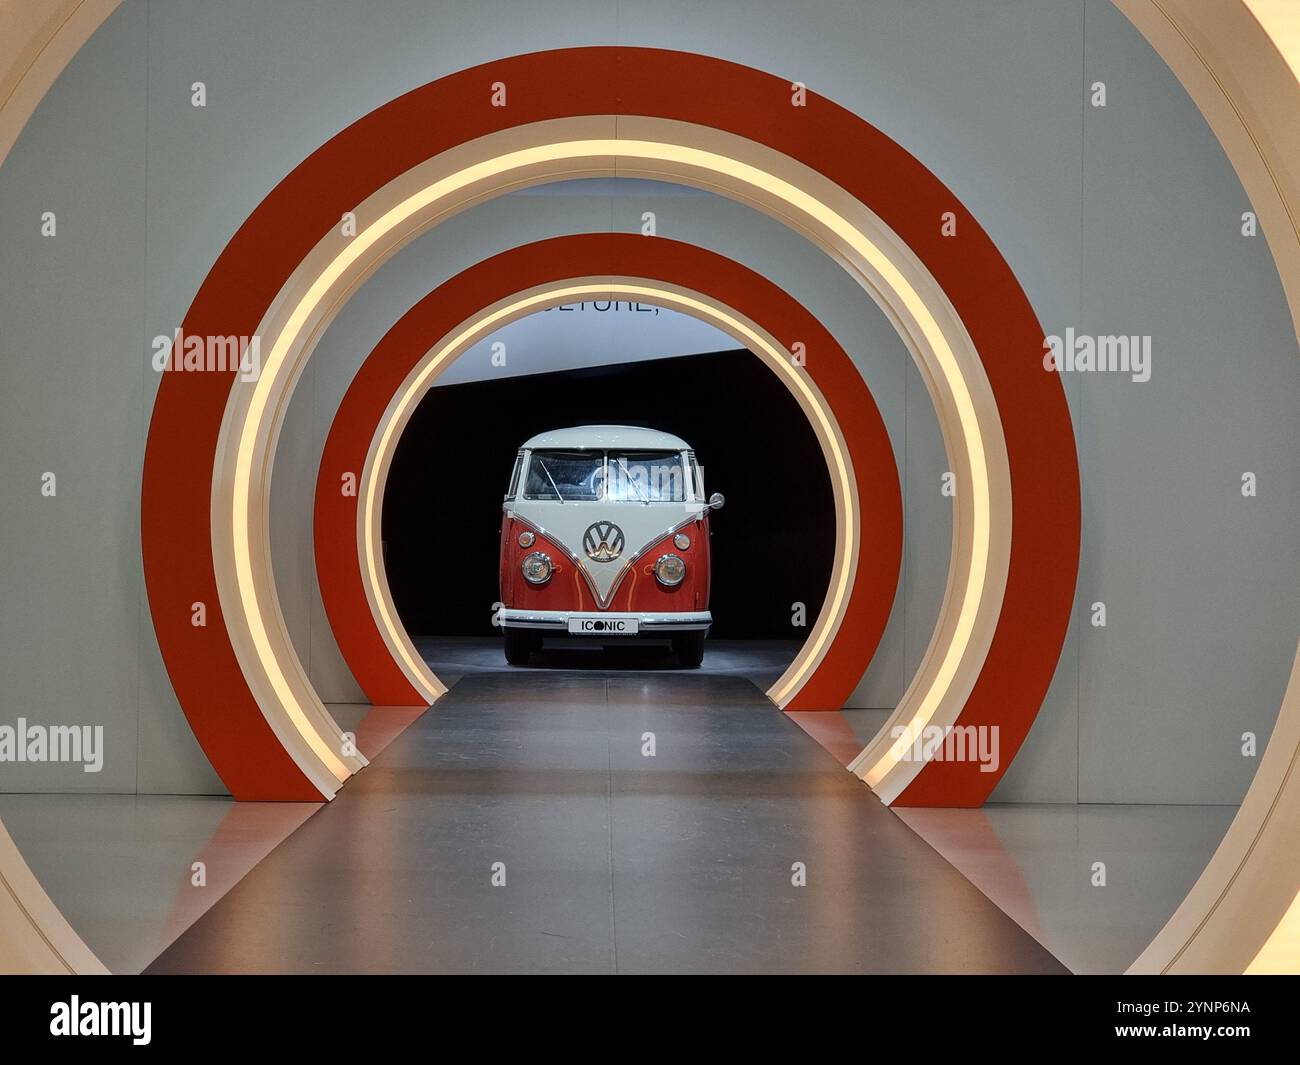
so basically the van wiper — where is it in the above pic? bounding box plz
[538,460,565,502]
[616,457,650,504]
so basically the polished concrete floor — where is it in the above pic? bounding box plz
[415,634,801,693]
[895,803,1236,974]
[1,665,1237,973]
[789,707,1237,973]
[145,672,1067,974]
[0,794,316,974]
[0,704,422,974]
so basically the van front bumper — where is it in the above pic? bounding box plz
[498,608,712,634]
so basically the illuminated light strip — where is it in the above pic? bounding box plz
[1114,4,1300,973]
[1246,885,1300,973]
[355,280,856,707]
[224,134,997,799]
[311,234,902,715]
[168,54,1066,807]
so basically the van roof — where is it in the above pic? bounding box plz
[521,425,692,451]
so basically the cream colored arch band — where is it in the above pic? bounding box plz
[209,115,1010,803]
[357,279,858,710]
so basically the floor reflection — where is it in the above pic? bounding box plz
[0,705,425,973]
[0,794,314,973]
[787,705,1237,974]
[416,635,801,693]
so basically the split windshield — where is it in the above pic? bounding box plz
[522,449,687,502]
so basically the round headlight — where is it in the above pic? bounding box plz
[521,551,553,585]
[654,553,686,587]
[517,530,535,548]
[673,532,691,551]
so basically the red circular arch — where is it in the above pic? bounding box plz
[141,46,1079,804]
[314,234,903,710]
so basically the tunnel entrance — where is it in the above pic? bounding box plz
[382,338,835,691]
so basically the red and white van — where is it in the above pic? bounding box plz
[497,425,723,667]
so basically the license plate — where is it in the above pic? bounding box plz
[567,616,639,636]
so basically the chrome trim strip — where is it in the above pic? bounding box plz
[499,608,712,632]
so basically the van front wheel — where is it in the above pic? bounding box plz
[503,629,540,666]
[672,633,705,668]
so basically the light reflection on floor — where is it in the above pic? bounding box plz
[2,688,1238,974]
[895,803,1237,974]
[790,707,1238,974]
[416,635,801,693]
[0,705,423,973]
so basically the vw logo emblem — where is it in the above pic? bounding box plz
[583,521,625,562]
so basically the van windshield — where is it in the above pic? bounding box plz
[520,449,687,502]
[522,450,603,501]
[605,450,686,502]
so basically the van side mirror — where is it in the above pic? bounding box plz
[708,492,725,510]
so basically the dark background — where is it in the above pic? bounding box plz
[382,348,834,638]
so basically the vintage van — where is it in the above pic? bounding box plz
[497,425,723,666]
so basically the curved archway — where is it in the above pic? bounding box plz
[1,4,1295,978]
[313,234,903,713]
[1115,0,1300,975]
[140,47,1078,805]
